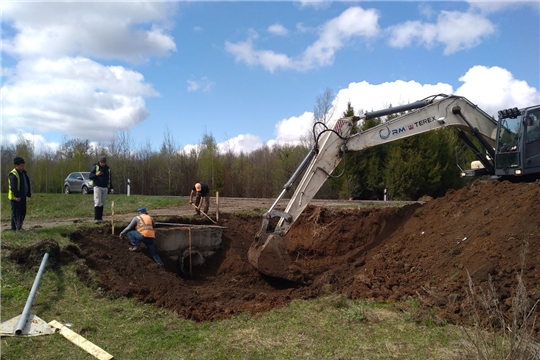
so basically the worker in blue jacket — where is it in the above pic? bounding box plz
[89,156,113,223]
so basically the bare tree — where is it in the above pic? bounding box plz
[313,88,336,125]
[108,129,134,194]
[160,126,180,195]
[301,88,337,147]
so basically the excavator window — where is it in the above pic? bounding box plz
[498,117,521,153]
[525,111,540,143]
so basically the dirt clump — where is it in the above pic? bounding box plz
[9,180,540,337]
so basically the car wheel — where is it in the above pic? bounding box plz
[82,186,88,195]
[64,185,70,194]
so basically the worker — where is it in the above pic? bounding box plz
[526,113,540,142]
[189,182,210,215]
[8,156,32,231]
[89,156,113,223]
[119,208,164,267]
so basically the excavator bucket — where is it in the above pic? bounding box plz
[248,234,304,283]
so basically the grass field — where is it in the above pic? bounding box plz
[0,194,506,359]
[1,193,182,222]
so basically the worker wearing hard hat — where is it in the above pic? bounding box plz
[189,182,210,215]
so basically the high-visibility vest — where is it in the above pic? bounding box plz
[136,214,155,238]
[90,165,111,187]
[7,169,20,200]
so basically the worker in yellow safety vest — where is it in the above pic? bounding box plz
[8,156,32,231]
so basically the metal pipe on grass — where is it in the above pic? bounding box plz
[15,252,49,335]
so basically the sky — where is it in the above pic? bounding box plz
[2,0,540,156]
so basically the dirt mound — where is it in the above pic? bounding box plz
[7,238,80,270]
[10,180,540,336]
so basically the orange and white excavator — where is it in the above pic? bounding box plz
[249,94,540,281]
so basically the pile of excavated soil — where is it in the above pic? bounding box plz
[9,180,540,337]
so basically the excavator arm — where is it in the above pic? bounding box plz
[249,94,499,280]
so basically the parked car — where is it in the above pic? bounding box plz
[64,172,93,194]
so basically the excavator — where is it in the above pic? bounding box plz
[249,94,540,281]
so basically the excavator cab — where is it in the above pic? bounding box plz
[494,106,540,179]
[523,108,540,172]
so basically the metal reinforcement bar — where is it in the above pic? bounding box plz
[15,252,49,335]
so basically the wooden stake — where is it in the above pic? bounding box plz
[216,191,219,222]
[188,228,192,275]
[111,201,115,235]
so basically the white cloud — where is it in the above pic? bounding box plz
[418,3,435,19]
[388,10,495,54]
[2,2,177,62]
[466,0,533,14]
[296,22,311,33]
[217,134,264,154]
[267,111,314,147]
[182,134,264,155]
[454,66,540,116]
[1,57,158,143]
[268,24,288,36]
[187,77,216,92]
[181,144,199,155]
[302,6,380,67]
[3,132,60,154]
[225,35,293,73]
[1,2,174,150]
[296,0,332,10]
[225,6,380,72]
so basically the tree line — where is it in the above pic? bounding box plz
[2,102,476,201]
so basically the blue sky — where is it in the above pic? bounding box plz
[2,1,539,155]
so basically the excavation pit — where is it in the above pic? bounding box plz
[154,223,226,274]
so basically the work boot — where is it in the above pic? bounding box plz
[94,207,99,223]
[129,246,141,252]
[97,206,104,221]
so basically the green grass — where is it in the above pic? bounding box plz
[0,194,505,359]
[1,193,184,221]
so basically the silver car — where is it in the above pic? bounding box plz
[64,172,93,194]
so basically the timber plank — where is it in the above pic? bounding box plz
[48,320,114,360]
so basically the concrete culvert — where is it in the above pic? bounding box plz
[180,249,205,274]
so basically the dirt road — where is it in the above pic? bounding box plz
[6,197,413,230]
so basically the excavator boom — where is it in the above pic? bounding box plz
[249,94,539,280]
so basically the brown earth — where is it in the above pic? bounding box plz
[8,181,540,338]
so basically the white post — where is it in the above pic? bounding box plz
[384,188,387,201]
[127,179,131,196]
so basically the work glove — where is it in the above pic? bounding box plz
[189,200,193,204]
[119,234,124,239]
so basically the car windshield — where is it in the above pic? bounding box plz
[81,172,90,179]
